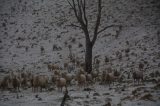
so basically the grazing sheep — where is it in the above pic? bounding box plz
[26,71,32,78]
[56,77,67,92]
[78,68,86,75]
[38,75,49,91]
[53,69,60,76]
[67,62,75,73]
[48,64,52,71]
[76,73,86,88]
[86,74,93,85]
[80,63,85,70]
[48,64,59,72]
[101,71,115,86]
[105,73,114,86]
[12,76,21,91]
[132,71,143,84]
[51,74,59,84]
[21,77,28,89]
[0,75,12,90]
[31,75,48,92]
[91,70,99,82]
[64,63,68,70]
[61,72,74,85]
[20,71,31,88]
[31,75,39,92]
[113,70,121,82]
[21,72,27,79]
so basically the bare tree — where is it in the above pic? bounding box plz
[67,0,120,73]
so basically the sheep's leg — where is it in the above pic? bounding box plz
[45,86,47,92]
[61,87,62,92]
[78,83,81,90]
[95,77,97,83]
[59,87,60,92]
[37,87,39,92]
[33,87,35,92]
[133,79,135,86]
[18,86,20,92]
[138,79,139,85]
[84,82,86,88]
[109,81,112,87]
[94,77,96,83]
[35,87,37,92]
[108,82,110,87]
[34,87,36,92]
[141,78,143,84]
[69,81,72,86]
[38,87,39,92]
[17,87,19,92]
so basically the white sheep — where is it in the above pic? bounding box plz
[101,71,115,86]
[91,70,99,82]
[12,75,21,91]
[51,74,59,84]
[75,73,86,89]
[48,64,60,72]
[31,75,39,92]
[54,70,61,76]
[38,75,49,91]
[62,73,74,85]
[56,77,67,92]
[86,74,93,85]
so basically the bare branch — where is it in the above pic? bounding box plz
[66,23,82,28]
[77,0,83,19]
[92,0,102,46]
[82,0,88,27]
[66,0,74,9]
[67,0,90,42]
[72,0,79,19]
[97,25,121,34]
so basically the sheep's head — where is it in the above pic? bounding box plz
[61,72,67,77]
[54,70,60,75]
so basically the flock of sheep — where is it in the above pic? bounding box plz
[0,62,144,93]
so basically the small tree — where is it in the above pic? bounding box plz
[67,0,119,73]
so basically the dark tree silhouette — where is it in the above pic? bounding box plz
[67,0,119,73]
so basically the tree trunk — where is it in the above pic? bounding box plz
[85,41,93,73]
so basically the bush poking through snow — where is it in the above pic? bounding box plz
[140,93,155,101]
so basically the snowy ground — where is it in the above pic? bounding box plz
[0,0,160,106]
[0,82,160,106]
[0,0,160,72]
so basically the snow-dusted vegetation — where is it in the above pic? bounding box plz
[0,0,160,106]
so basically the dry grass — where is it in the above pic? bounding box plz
[153,83,160,90]
[140,93,155,101]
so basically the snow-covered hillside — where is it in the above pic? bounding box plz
[0,0,160,106]
[0,0,159,73]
